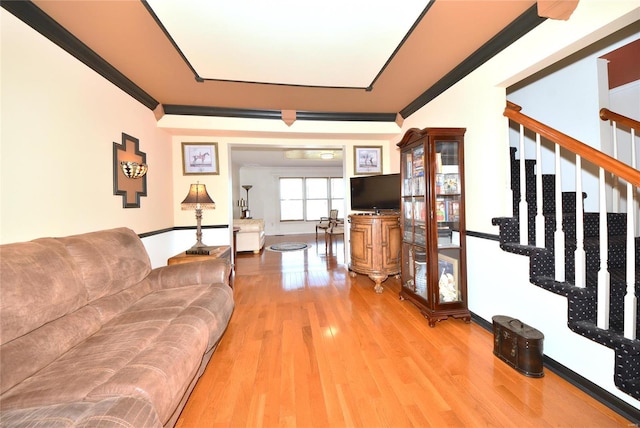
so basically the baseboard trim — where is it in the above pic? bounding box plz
[138,225,229,239]
[470,312,640,424]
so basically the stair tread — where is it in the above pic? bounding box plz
[507,149,639,402]
[571,320,640,351]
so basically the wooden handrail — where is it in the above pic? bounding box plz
[600,108,640,133]
[504,102,640,188]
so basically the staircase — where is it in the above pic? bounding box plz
[492,103,639,400]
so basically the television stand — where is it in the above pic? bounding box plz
[348,214,401,293]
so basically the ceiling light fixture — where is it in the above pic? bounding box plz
[284,149,342,160]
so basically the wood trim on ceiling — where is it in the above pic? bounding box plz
[400,5,546,118]
[1,1,159,111]
[162,105,398,122]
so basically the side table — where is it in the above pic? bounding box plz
[167,246,233,286]
[232,227,240,268]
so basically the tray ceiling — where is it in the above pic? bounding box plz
[145,0,430,89]
[19,0,539,118]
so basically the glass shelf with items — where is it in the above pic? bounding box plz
[411,146,424,193]
[401,244,428,302]
[401,243,414,291]
[437,248,462,304]
[435,195,460,248]
[413,248,428,300]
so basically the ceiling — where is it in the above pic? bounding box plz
[15,0,542,117]
[144,0,432,89]
[6,0,550,167]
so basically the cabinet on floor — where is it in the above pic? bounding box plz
[397,128,470,327]
[348,214,401,293]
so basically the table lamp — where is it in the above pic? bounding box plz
[181,182,216,252]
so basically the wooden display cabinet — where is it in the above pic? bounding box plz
[397,128,470,327]
[348,213,401,293]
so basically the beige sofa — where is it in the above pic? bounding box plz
[0,227,234,427]
[234,219,265,253]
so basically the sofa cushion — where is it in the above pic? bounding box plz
[0,228,234,427]
[62,227,152,302]
[0,305,102,396]
[0,283,234,424]
[0,238,87,346]
[0,396,161,428]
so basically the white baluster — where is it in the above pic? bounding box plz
[624,182,637,340]
[519,125,528,245]
[611,121,620,212]
[631,129,639,233]
[632,128,637,169]
[575,155,585,288]
[597,167,610,329]
[554,143,565,282]
[535,133,545,247]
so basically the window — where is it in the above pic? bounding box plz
[279,178,304,221]
[279,177,343,221]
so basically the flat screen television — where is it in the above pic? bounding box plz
[350,173,401,213]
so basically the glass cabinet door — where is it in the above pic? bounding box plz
[401,145,426,246]
[401,151,413,242]
[433,140,462,305]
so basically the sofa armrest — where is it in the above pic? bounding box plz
[148,259,231,289]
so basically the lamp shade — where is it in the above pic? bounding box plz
[120,161,148,179]
[181,183,215,210]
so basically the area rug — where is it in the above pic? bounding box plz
[268,242,309,252]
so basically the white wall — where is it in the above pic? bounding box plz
[507,25,639,211]
[141,228,230,268]
[162,134,399,237]
[609,80,640,167]
[0,10,174,244]
[238,165,343,235]
[467,236,620,401]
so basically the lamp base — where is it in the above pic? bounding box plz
[186,245,219,255]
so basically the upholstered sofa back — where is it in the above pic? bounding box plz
[234,218,264,232]
[0,227,152,394]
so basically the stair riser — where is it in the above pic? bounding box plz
[506,147,640,401]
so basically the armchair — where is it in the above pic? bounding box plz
[316,209,339,241]
[325,220,344,254]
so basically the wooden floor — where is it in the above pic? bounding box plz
[176,234,632,427]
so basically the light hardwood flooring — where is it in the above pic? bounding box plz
[176,233,633,427]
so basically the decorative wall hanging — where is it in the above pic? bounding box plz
[182,142,219,175]
[354,145,382,175]
[113,133,147,208]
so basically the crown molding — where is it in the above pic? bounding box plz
[2,0,159,110]
[163,105,397,122]
[400,5,546,118]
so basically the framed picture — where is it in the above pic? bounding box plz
[182,142,219,175]
[438,254,460,303]
[353,146,382,175]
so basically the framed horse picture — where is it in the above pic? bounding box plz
[182,142,219,175]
